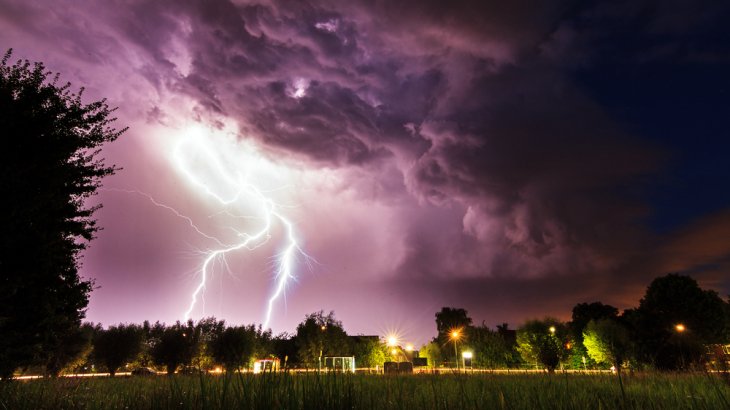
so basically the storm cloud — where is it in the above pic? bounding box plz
[2,0,728,341]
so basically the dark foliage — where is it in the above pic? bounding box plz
[207,326,256,374]
[433,307,473,363]
[92,324,143,377]
[43,322,94,377]
[516,317,572,373]
[0,50,125,380]
[273,333,299,367]
[568,302,619,369]
[149,320,201,375]
[624,273,730,369]
[295,311,351,367]
[468,322,511,369]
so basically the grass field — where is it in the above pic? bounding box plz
[2,371,729,410]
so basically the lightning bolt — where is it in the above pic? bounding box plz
[107,130,318,329]
[172,135,318,329]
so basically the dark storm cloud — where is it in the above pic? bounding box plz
[2,0,727,335]
[64,0,676,278]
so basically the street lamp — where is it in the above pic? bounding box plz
[388,337,397,346]
[676,325,685,332]
[549,327,555,333]
[452,332,460,370]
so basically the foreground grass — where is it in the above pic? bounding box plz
[2,371,729,410]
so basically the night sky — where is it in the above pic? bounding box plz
[2,0,729,347]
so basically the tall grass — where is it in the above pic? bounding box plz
[1,371,728,410]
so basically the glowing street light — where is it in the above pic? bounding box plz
[321,326,326,331]
[451,331,460,370]
[406,346,412,351]
[549,327,556,333]
[388,337,397,346]
[676,325,685,332]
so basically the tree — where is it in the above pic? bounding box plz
[624,273,730,369]
[468,323,511,369]
[43,321,96,377]
[516,317,571,373]
[433,307,473,364]
[568,302,619,370]
[272,332,298,367]
[295,311,351,367]
[420,340,444,368]
[193,317,226,370]
[130,320,165,370]
[0,50,125,379]
[150,320,201,375]
[583,319,632,372]
[569,302,619,343]
[250,324,274,364]
[352,336,385,370]
[92,324,143,377]
[208,326,255,374]
[496,323,524,368]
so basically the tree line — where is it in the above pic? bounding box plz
[12,273,728,378]
[421,273,730,373]
[11,310,386,378]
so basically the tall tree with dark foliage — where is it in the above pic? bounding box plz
[624,273,730,369]
[92,324,144,377]
[0,50,125,379]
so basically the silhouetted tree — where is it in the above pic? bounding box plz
[43,322,96,377]
[516,317,571,373]
[92,324,143,377]
[273,332,298,367]
[295,311,351,367]
[0,50,125,380]
[150,320,201,375]
[130,320,165,370]
[250,324,274,363]
[433,307,473,364]
[624,273,730,369]
[208,326,255,374]
[193,317,226,370]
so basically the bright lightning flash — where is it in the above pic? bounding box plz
[164,130,317,329]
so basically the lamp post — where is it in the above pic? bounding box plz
[452,332,459,370]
